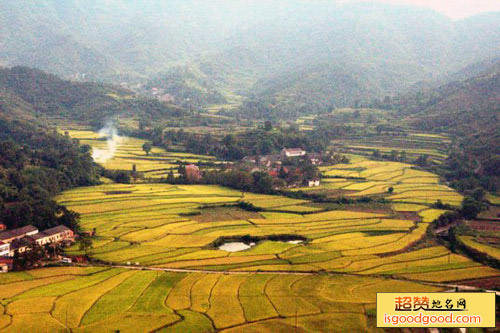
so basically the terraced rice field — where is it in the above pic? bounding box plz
[459,236,500,260]
[332,130,451,164]
[62,129,215,178]
[3,152,497,331]
[313,159,463,206]
[0,266,447,332]
[54,183,497,282]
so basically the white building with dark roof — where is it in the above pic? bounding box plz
[281,148,306,158]
[31,225,75,246]
[0,242,9,257]
[0,225,38,244]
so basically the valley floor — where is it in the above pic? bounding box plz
[1,131,497,332]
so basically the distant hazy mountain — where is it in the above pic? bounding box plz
[0,0,296,81]
[144,66,227,108]
[0,67,185,122]
[222,3,500,109]
[397,59,500,133]
[1,1,499,109]
[396,59,500,178]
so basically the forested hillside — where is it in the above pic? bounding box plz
[144,66,227,108]
[395,60,500,192]
[0,116,100,230]
[0,67,186,123]
[209,4,500,116]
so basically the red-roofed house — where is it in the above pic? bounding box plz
[268,170,279,177]
[185,164,201,182]
[0,257,13,272]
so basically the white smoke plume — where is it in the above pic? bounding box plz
[92,121,121,164]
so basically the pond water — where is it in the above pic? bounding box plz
[218,237,305,252]
[218,242,256,252]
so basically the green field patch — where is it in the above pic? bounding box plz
[206,275,247,329]
[13,268,124,300]
[52,270,136,328]
[6,296,56,315]
[166,274,204,310]
[229,240,299,256]
[77,313,179,332]
[0,272,34,285]
[391,203,428,212]
[418,209,449,223]
[93,245,173,264]
[239,274,278,322]
[159,310,214,333]
[460,236,500,260]
[130,272,186,314]
[189,274,220,313]
[3,313,66,332]
[265,275,321,317]
[288,251,342,264]
[80,270,158,325]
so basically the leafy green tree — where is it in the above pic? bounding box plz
[471,188,485,202]
[115,172,131,184]
[79,237,93,255]
[390,150,398,161]
[167,170,175,183]
[415,154,428,166]
[264,121,273,131]
[178,164,186,178]
[252,172,274,194]
[142,142,152,155]
[460,196,481,219]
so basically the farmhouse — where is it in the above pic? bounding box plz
[31,225,75,246]
[0,257,12,273]
[281,148,306,158]
[0,225,38,244]
[306,179,321,187]
[307,153,323,165]
[9,238,32,257]
[185,164,201,182]
[0,242,9,257]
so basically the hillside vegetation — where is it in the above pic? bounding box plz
[396,59,500,192]
[0,67,186,123]
[1,1,499,111]
[0,116,100,230]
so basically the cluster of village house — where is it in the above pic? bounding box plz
[0,225,74,272]
[150,87,175,103]
[242,148,322,187]
[182,148,323,187]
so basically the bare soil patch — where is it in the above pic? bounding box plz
[191,206,263,222]
[453,276,500,290]
[467,220,500,232]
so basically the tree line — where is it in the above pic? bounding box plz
[0,116,101,231]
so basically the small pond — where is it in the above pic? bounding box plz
[217,235,306,252]
[218,242,256,252]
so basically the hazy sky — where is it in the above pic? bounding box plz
[344,0,500,19]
